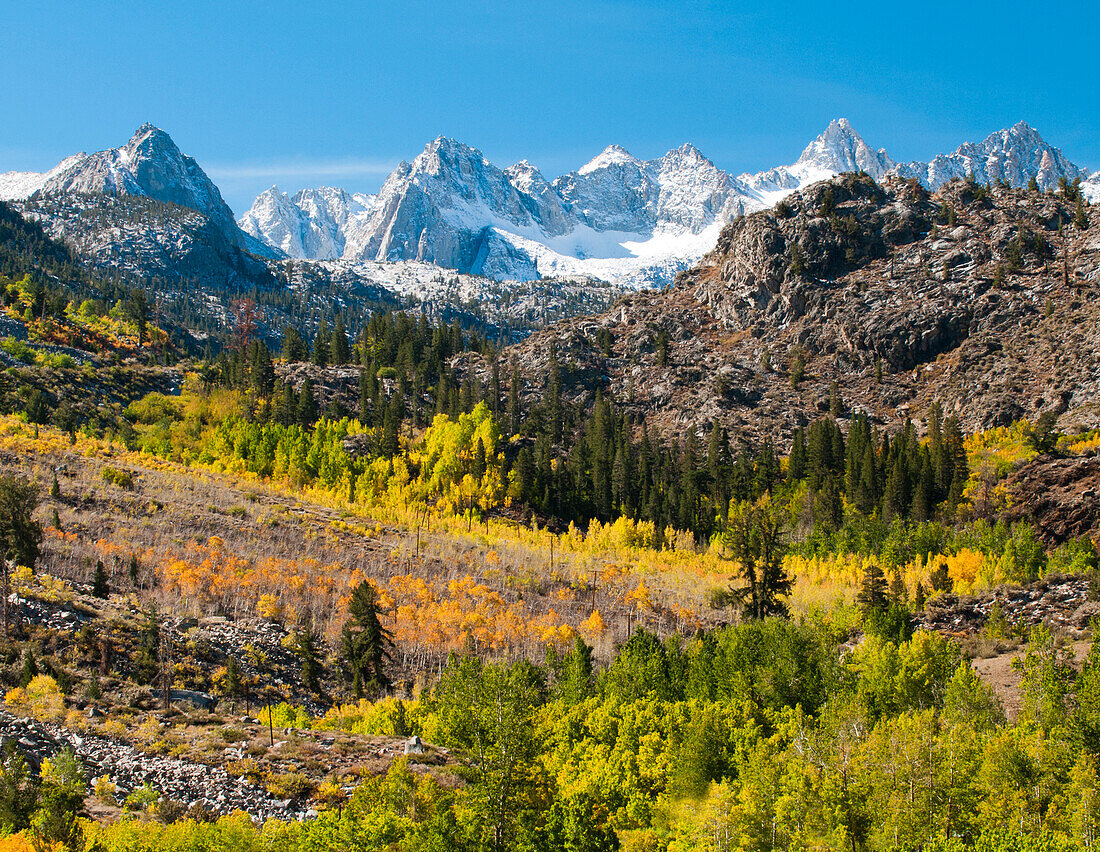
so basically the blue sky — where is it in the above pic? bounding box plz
[1,0,1097,215]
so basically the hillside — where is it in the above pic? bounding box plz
[483,174,1098,443]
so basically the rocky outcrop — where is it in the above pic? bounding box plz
[0,709,308,820]
[484,173,1100,445]
[917,576,1095,636]
[1002,453,1100,544]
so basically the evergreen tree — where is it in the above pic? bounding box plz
[329,317,350,365]
[720,497,790,619]
[312,320,330,367]
[792,430,809,483]
[224,655,241,700]
[19,647,37,687]
[508,366,521,437]
[0,476,42,639]
[92,561,109,599]
[282,326,307,362]
[296,378,318,426]
[340,581,393,698]
[296,628,323,694]
[857,562,888,616]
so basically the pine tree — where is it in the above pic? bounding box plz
[829,381,844,417]
[788,427,807,482]
[312,320,330,367]
[508,366,522,437]
[224,655,241,700]
[19,647,37,687]
[789,347,805,389]
[296,628,323,694]
[296,378,318,426]
[340,581,393,698]
[92,561,109,599]
[282,326,307,362]
[857,562,888,615]
[329,317,350,365]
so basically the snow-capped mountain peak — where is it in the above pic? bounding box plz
[577,144,642,176]
[5,123,245,246]
[794,117,895,181]
[892,121,1087,191]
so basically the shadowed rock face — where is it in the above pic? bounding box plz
[1002,453,1100,545]
[476,173,1100,446]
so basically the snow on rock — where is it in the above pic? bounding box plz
[0,155,86,201]
[3,125,244,248]
[891,121,1088,191]
[1082,172,1100,204]
[239,118,910,288]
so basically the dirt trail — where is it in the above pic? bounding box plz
[972,640,1090,721]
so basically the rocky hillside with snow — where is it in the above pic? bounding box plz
[241,119,1096,288]
[3,120,1096,340]
[2,125,247,251]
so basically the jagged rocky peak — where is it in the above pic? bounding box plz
[892,121,1088,191]
[795,117,895,180]
[492,171,1100,445]
[34,123,243,245]
[234,118,1093,288]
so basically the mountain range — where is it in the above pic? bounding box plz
[0,118,1097,336]
[234,119,1099,287]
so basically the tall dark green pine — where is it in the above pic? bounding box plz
[312,320,330,367]
[855,443,879,515]
[857,562,888,615]
[330,317,350,365]
[282,326,307,362]
[788,427,807,482]
[340,581,393,698]
[508,366,522,437]
[296,378,318,426]
[547,349,563,444]
[92,560,109,599]
[707,424,733,522]
[296,628,323,694]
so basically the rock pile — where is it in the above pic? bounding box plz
[917,575,1097,636]
[0,709,308,821]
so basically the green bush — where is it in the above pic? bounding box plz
[101,466,134,489]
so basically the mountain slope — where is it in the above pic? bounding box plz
[238,122,869,287]
[474,174,1100,443]
[6,125,244,249]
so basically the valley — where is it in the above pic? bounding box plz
[0,116,1098,851]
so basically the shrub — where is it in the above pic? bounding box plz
[123,784,160,814]
[266,771,314,801]
[100,467,134,489]
[93,775,117,805]
[5,674,65,722]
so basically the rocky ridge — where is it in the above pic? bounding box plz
[917,575,1096,636]
[475,173,1100,445]
[0,709,309,821]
